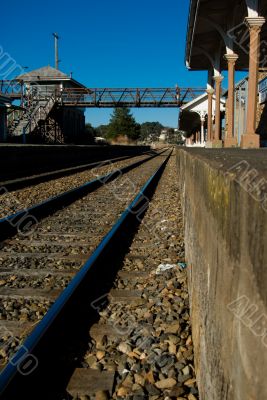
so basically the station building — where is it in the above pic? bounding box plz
[186,0,267,148]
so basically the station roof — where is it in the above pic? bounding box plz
[180,92,225,112]
[16,66,85,88]
[180,93,208,110]
[185,0,267,71]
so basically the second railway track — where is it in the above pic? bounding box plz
[0,149,165,218]
[0,150,157,191]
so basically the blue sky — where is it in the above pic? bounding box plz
[0,0,244,127]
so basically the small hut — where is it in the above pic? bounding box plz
[10,66,85,143]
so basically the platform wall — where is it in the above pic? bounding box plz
[176,147,267,400]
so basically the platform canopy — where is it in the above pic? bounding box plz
[185,0,267,71]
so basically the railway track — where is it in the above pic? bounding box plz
[0,149,176,397]
[0,150,167,222]
[0,150,159,193]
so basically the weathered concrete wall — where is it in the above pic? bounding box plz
[176,147,267,400]
[0,144,151,181]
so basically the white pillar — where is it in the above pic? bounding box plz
[200,117,205,144]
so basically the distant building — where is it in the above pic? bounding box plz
[159,129,167,142]
[8,65,85,143]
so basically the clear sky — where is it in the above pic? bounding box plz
[0,0,244,127]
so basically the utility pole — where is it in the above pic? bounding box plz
[52,33,59,69]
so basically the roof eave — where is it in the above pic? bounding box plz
[185,0,199,69]
[15,76,85,88]
[69,78,86,88]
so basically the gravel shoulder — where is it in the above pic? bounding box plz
[81,154,199,400]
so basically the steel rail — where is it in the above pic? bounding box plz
[0,150,156,192]
[0,149,172,399]
[0,148,167,243]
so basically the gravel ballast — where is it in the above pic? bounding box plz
[80,154,199,399]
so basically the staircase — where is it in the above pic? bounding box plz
[9,94,56,136]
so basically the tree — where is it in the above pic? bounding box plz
[78,123,96,144]
[165,129,185,145]
[95,124,109,138]
[140,122,164,141]
[175,130,186,145]
[85,122,96,133]
[107,108,140,141]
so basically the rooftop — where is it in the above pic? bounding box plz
[16,66,85,88]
